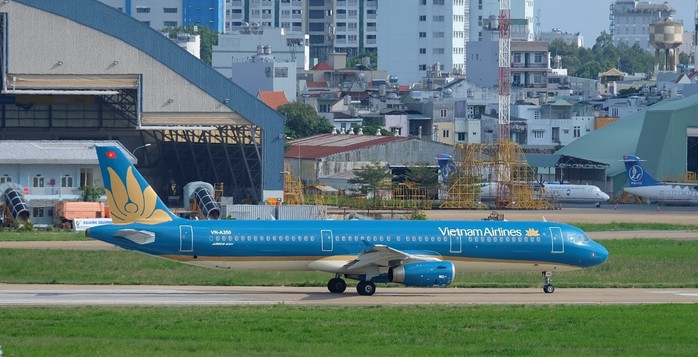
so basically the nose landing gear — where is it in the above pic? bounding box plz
[542,271,555,293]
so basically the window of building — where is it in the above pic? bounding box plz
[433,15,444,22]
[440,109,447,117]
[163,7,178,13]
[533,130,544,139]
[419,64,427,70]
[419,32,426,38]
[33,175,45,188]
[0,175,10,184]
[433,48,444,55]
[433,32,445,38]
[433,0,444,4]
[309,23,324,31]
[33,207,44,218]
[535,53,543,63]
[136,7,150,13]
[164,21,178,27]
[275,67,288,78]
[573,126,581,138]
[457,132,466,141]
[419,15,426,21]
[419,48,426,54]
[442,129,449,138]
[513,53,521,63]
[61,175,73,188]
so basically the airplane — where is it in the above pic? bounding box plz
[622,155,698,205]
[480,182,610,205]
[86,145,609,295]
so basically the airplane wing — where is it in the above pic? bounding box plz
[343,242,441,270]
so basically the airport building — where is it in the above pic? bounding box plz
[1,0,285,212]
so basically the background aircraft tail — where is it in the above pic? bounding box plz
[622,155,661,187]
[95,145,179,225]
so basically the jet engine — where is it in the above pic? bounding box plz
[388,261,455,287]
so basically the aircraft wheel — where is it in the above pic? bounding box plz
[356,281,376,296]
[543,284,555,294]
[327,278,347,293]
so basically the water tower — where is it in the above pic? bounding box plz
[649,18,683,72]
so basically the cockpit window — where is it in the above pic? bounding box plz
[567,232,591,244]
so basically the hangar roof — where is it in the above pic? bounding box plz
[0,140,135,165]
[286,134,407,159]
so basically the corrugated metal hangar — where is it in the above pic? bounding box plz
[558,94,698,194]
[0,0,285,203]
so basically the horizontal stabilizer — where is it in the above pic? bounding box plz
[115,229,155,245]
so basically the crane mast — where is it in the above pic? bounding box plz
[498,0,511,141]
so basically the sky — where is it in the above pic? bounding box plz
[536,0,695,47]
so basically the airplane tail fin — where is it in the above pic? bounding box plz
[95,145,179,225]
[622,155,661,187]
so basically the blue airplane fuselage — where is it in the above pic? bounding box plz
[88,219,608,273]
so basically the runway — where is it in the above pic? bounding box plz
[0,284,696,306]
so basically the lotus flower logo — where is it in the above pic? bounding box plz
[106,166,172,225]
[525,228,540,237]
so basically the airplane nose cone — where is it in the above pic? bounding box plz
[591,243,609,265]
[600,192,610,201]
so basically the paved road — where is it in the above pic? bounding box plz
[0,284,696,306]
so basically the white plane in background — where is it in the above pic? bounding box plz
[480,182,610,206]
[622,155,698,205]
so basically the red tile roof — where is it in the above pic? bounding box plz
[257,91,289,110]
[306,81,329,88]
[285,133,407,159]
[311,62,333,71]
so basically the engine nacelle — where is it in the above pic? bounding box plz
[388,261,455,287]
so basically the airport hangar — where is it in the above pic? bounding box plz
[557,94,698,195]
[0,0,285,204]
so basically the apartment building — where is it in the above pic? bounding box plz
[610,0,675,51]
[100,0,224,32]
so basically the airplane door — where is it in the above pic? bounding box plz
[549,227,564,253]
[321,229,333,252]
[450,236,462,253]
[180,225,193,252]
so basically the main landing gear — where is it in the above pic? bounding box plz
[327,275,347,293]
[542,271,555,293]
[326,275,376,296]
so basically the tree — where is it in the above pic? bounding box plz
[162,26,219,65]
[347,52,378,69]
[679,52,692,66]
[349,162,392,206]
[548,31,655,80]
[78,186,105,202]
[278,102,334,139]
[404,163,439,199]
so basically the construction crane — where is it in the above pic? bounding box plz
[498,0,511,141]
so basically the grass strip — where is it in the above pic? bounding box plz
[1,239,696,288]
[0,305,695,356]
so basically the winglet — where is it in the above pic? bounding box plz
[621,155,661,187]
[95,145,179,225]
